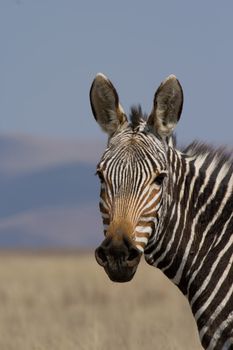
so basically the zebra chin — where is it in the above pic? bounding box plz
[95,236,142,283]
[104,264,138,283]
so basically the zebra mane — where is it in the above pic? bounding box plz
[182,141,233,169]
[128,107,233,170]
[129,105,148,130]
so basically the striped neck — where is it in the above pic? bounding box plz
[144,146,193,286]
[145,145,233,348]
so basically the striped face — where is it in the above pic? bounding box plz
[97,129,167,252]
[95,128,168,282]
[90,73,183,282]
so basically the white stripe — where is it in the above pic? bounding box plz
[187,171,233,293]
[194,157,218,207]
[159,155,207,271]
[140,216,156,222]
[206,311,233,350]
[135,226,152,234]
[140,190,161,212]
[192,233,233,309]
[199,273,233,340]
[172,158,228,284]
[135,236,148,244]
[99,197,108,208]
[222,338,233,349]
[153,154,193,263]
[155,204,179,265]
[188,213,232,295]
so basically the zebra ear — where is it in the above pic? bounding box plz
[147,75,183,138]
[90,73,128,136]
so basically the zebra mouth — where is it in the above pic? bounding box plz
[103,256,139,283]
[95,238,142,283]
[104,266,137,283]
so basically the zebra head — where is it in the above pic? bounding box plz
[90,73,183,282]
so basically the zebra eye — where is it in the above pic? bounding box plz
[96,170,105,183]
[153,173,166,186]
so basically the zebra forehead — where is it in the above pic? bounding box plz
[110,128,164,150]
[99,129,167,171]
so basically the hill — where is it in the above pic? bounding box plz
[0,133,105,248]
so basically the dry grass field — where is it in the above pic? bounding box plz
[0,252,202,350]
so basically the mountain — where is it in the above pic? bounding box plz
[1,133,232,249]
[0,133,105,249]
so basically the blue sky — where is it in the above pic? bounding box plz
[1,0,233,145]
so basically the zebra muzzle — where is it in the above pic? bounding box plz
[95,236,142,282]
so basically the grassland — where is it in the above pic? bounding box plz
[0,252,202,350]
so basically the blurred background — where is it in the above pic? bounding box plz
[0,2,232,349]
[1,0,233,250]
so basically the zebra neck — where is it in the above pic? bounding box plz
[146,146,233,296]
[145,146,233,347]
[145,148,198,290]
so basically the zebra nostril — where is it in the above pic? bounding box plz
[95,246,108,267]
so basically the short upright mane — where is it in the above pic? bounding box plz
[129,107,233,171]
[183,141,233,161]
[129,105,148,129]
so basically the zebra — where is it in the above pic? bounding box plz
[89,73,233,350]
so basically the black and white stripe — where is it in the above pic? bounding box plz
[99,131,233,348]
[97,127,166,251]
[90,73,233,349]
[144,143,233,349]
